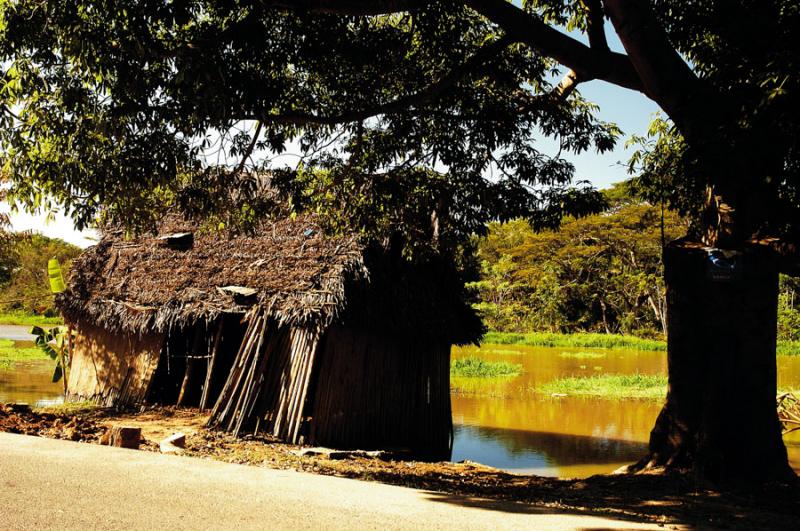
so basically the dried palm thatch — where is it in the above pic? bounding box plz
[57,213,366,335]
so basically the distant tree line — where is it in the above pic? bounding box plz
[472,187,800,341]
[0,231,81,316]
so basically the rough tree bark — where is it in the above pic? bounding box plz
[628,241,794,482]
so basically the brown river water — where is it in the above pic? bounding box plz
[2,332,799,478]
[450,343,800,477]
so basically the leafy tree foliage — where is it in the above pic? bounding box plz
[0,0,617,252]
[473,197,685,336]
[0,224,17,285]
[778,275,800,342]
[0,233,81,315]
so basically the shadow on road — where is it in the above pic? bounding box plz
[419,473,800,529]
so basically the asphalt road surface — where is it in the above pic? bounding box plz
[0,433,668,530]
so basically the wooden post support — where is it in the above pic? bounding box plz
[200,320,224,411]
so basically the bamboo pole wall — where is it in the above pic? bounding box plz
[207,308,320,443]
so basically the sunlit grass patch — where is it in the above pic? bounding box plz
[484,332,666,352]
[558,351,606,359]
[485,331,800,356]
[450,357,522,378]
[33,401,98,415]
[777,342,800,356]
[538,373,668,400]
[0,311,63,326]
[0,340,45,370]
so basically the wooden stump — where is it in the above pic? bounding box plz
[108,426,141,449]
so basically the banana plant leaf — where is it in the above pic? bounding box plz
[30,325,73,385]
[30,325,58,360]
[48,258,66,293]
[52,363,63,383]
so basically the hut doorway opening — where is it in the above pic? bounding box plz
[146,315,246,409]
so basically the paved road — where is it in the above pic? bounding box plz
[0,325,35,341]
[0,433,668,530]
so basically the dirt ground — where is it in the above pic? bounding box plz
[2,403,799,530]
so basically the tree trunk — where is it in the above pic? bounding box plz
[631,240,795,482]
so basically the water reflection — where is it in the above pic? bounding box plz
[0,360,64,407]
[453,424,647,477]
[452,392,661,477]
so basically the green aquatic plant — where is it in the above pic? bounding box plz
[450,357,522,378]
[483,332,667,352]
[558,351,606,360]
[538,373,669,400]
[482,348,524,356]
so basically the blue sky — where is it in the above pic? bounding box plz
[557,22,661,188]
[4,19,661,247]
[558,79,659,189]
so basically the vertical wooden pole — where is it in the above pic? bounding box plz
[199,319,224,411]
[177,324,204,407]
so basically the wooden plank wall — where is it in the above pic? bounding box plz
[66,319,165,408]
[308,325,453,459]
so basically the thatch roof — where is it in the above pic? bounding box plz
[58,214,365,334]
[57,213,483,344]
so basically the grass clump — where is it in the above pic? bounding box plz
[0,311,63,326]
[0,339,45,369]
[538,373,668,400]
[558,351,606,359]
[484,332,666,352]
[33,401,98,415]
[451,357,522,378]
[777,341,800,356]
[537,372,800,401]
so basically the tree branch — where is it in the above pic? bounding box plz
[259,1,644,94]
[257,35,514,126]
[603,0,705,137]
[553,69,580,100]
[1,104,22,122]
[581,0,610,53]
[234,121,263,175]
[463,0,644,93]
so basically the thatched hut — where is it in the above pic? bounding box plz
[56,214,481,458]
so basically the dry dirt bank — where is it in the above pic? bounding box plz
[2,403,799,530]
